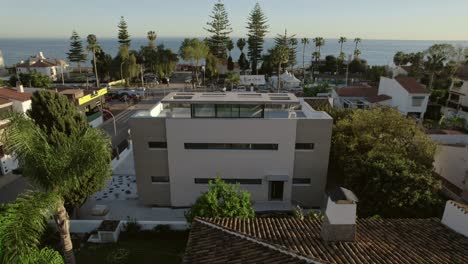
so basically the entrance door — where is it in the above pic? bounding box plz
[269,181,284,201]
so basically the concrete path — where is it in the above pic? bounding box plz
[0,176,32,204]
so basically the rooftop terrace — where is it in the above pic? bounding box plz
[133,92,331,120]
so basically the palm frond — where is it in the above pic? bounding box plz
[18,247,64,264]
[0,191,61,263]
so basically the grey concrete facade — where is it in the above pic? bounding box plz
[130,92,333,210]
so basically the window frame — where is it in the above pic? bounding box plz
[151,176,170,184]
[148,141,167,149]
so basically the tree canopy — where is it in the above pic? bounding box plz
[10,71,52,88]
[246,3,268,73]
[329,107,442,217]
[66,30,87,72]
[185,178,254,223]
[118,16,131,47]
[205,1,232,59]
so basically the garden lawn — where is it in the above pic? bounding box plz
[75,231,189,264]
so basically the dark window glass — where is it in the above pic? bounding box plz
[194,178,262,184]
[148,142,167,149]
[269,181,284,200]
[151,176,169,183]
[185,143,278,150]
[293,178,311,184]
[216,104,234,118]
[295,143,315,150]
[192,104,216,118]
[239,104,263,118]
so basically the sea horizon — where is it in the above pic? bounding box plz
[1,37,468,67]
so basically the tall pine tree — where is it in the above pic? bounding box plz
[118,16,131,47]
[66,30,87,73]
[246,3,268,74]
[205,1,232,59]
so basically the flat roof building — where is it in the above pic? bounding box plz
[130,92,333,210]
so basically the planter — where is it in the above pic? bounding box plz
[97,220,122,243]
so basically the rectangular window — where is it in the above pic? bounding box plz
[412,96,425,107]
[216,104,234,118]
[295,143,315,150]
[239,104,263,118]
[151,176,169,183]
[194,178,262,184]
[293,178,311,184]
[269,181,284,201]
[148,142,167,149]
[192,104,216,118]
[184,143,278,150]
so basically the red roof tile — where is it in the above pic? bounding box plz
[186,217,468,264]
[0,98,12,106]
[0,87,32,102]
[395,76,430,94]
[336,86,378,97]
[366,94,392,103]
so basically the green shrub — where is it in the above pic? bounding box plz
[185,178,254,223]
[106,248,130,264]
[153,224,171,233]
[123,217,141,234]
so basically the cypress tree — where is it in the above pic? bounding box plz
[118,16,131,47]
[205,1,232,59]
[246,3,269,74]
[66,30,87,73]
[237,38,249,72]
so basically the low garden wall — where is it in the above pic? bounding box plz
[50,220,188,234]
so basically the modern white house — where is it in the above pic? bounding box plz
[16,52,69,81]
[270,71,301,90]
[130,92,333,210]
[333,76,430,119]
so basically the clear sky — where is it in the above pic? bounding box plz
[1,0,467,40]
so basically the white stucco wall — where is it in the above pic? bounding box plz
[378,77,428,117]
[11,100,31,115]
[441,200,468,237]
[165,118,297,208]
[324,197,357,225]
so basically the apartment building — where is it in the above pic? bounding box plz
[130,92,333,210]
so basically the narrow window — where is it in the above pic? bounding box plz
[148,142,167,149]
[295,143,315,150]
[293,178,311,184]
[151,176,169,183]
[269,181,284,201]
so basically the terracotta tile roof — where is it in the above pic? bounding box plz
[336,86,378,97]
[0,87,32,102]
[395,76,430,94]
[366,94,392,103]
[0,98,12,106]
[186,217,468,264]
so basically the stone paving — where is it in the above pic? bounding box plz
[91,174,137,201]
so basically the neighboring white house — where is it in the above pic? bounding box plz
[16,52,69,81]
[0,50,7,77]
[333,76,430,120]
[130,92,333,210]
[0,86,32,175]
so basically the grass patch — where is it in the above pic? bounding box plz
[75,230,188,264]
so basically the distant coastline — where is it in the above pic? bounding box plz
[1,37,467,67]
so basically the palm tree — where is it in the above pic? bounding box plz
[353,38,362,59]
[226,39,234,57]
[4,114,111,264]
[0,191,64,263]
[313,37,325,61]
[271,45,290,92]
[301,38,310,82]
[87,34,101,88]
[338,37,347,60]
[237,38,246,52]
[147,31,157,49]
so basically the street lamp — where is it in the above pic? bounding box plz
[102,109,117,136]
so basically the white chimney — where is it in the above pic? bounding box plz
[16,81,24,93]
[321,187,358,242]
[39,51,45,59]
[441,200,468,237]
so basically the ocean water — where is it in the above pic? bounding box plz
[1,37,467,67]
